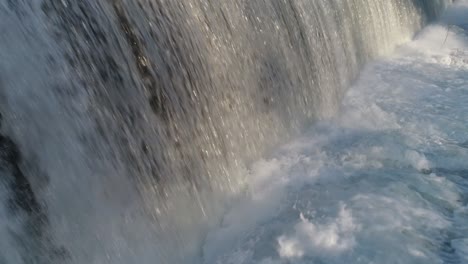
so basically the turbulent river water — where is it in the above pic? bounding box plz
[0,0,467,263]
[203,3,468,263]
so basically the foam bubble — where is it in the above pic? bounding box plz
[277,203,359,259]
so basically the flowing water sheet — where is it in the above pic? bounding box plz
[0,0,460,263]
[203,2,468,263]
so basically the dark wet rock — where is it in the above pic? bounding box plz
[0,114,40,215]
[0,113,68,263]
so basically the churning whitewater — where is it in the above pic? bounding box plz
[203,3,468,263]
[0,0,465,263]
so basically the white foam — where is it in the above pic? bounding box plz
[278,203,359,259]
[404,150,431,172]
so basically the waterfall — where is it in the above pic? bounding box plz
[0,0,450,263]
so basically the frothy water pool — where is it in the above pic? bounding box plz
[202,3,468,264]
